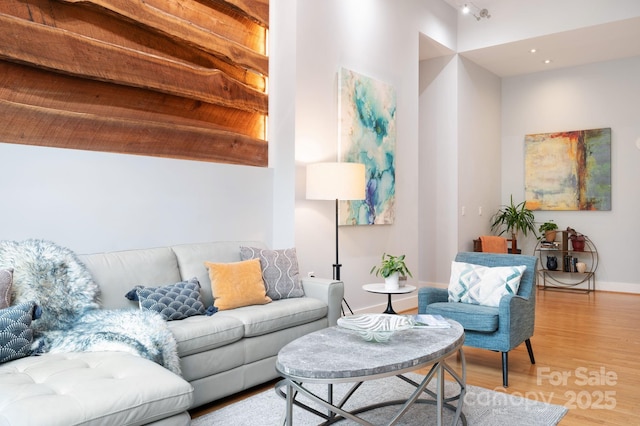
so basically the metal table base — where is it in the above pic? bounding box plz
[276,348,466,426]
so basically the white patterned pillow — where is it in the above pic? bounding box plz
[239,247,304,300]
[448,261,526,307]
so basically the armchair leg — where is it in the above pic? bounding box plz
[525,339,535,364]
[501,341,534,388]
[502,352,508,387]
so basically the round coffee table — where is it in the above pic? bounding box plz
[362,283,416,314]
[275,320,466,425]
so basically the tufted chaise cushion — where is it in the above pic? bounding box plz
[0,351,193,425]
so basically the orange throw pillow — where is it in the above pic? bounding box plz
[205,258,271,310]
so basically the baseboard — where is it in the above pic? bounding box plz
[537,280,640,294]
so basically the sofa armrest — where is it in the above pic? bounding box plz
[300,278,344,327]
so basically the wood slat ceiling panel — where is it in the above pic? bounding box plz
[0,0,268,166]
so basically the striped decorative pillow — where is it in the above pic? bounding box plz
[448,261,526,307]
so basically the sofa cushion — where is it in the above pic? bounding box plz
[205,259,272,310]
[0,269,12,309]
[239,247,304,300]
[0,351,193,425]
[167,314,245,357]
[80,247,183,310]
[0,301,40,364]
[216,297,328,338]
[448,261,526,307]
[425,301,499,332]
[125,277,209,321]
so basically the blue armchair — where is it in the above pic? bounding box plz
[418,252,537,387]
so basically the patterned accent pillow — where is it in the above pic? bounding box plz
[239,247,304,300]
[0,269,12,309]
[0,301,41,364]
[448,261,527,307]
[125,278,209,321]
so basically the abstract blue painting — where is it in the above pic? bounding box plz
[338,68,396,225]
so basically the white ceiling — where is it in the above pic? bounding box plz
[423,1,640,77]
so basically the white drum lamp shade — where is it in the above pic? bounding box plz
[306,162,366,201]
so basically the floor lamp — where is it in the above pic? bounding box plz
[306,162,366,315]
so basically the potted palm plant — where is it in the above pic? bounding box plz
[370,253,413,290]
[490,195,537,253]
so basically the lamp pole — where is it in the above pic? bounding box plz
[333,198,341,281]
[334,198,353,314]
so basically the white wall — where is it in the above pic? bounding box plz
[269,0,297,248]
[294,0,458,313]
[418,54,502,285]
[0,143,274,254]
[502,55,640,292]
[457,57,502,251]
[418,54,459,285]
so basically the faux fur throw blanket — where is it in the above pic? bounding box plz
[0,239,181,375]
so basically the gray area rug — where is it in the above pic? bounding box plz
[192,373,567,425]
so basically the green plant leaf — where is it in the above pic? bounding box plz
[370,253,413,278]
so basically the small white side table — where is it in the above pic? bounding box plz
[362,283,416,314]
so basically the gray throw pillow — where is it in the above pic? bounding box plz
[0,269,12,309]
[125,278,208,321]
[0,301,41,364]
[239,247,304,300]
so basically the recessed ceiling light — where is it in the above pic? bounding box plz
[530,49,537,54]
[544,59,552,64]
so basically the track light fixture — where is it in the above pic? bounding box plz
[461,2,490,21]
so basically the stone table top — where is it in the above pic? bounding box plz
[276,319,464,382]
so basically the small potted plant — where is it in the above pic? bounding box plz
[538,221,558,242]
[370,253,413,290]
[566,227,586,251]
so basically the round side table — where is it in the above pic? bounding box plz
[362,283,416,314]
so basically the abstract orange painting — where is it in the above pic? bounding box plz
[525,128,611,211]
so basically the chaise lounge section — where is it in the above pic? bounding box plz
[0,240,343,425]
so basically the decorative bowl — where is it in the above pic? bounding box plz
[337,314,413,342]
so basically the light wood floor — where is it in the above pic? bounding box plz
[190,289,640,424]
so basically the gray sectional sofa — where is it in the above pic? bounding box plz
[0,240,344,425]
